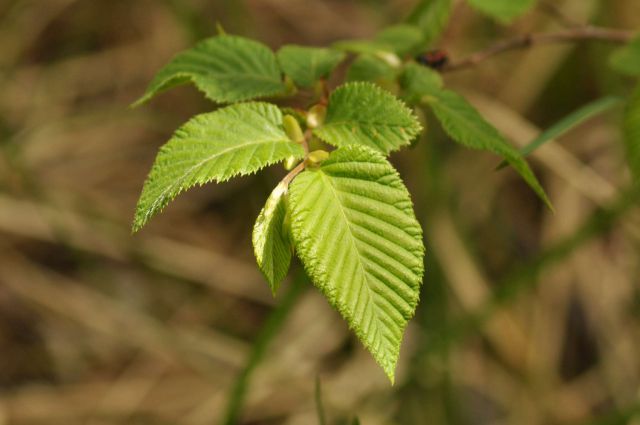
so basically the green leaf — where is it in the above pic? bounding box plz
[610,36,640,77]
[423,88,552,209]
[375,24,426,56]
[133,102,304,231]
[346,54,398,83]
[277,45,346,88]
[253,182,292,294]
[288,145,425,382]
[333,39,395,55]
[623,85,640,182]
[332,39,402,69]
[399,62,444,103]
[133,35,286,106]
[466,0,536,23]
[333,24,424,59]
[406,0,453,44]
[496,96,623,169]
[313,82,422,154]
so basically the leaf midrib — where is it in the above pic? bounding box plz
[318,169,387,352]
[144,137,293,223]
[160,70,283,85]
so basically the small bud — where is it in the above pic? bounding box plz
[283,156,298,170]
[305,150,329,168]
[306,105,327,129]
[375,51,402,68]
[283,115,305,143]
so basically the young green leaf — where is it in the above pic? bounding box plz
[133,35,286,106]
[422,88,552,209]
[610,36,640,77]
[623,85,640,182]
[333,39,395,56]
[346,54,398,84]
[133,103,304,231]
[313,82,422,154]
[288,145,425,382]
[375,24,426,56]
[466,0,536,23]
[252,182,292,294]
[332,40,402,69]
[406,0,452,44]
[277,45,346,88]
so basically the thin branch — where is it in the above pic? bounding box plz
[281,161,306,187]
[443,26,634,72]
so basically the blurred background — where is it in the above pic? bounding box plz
[0,0,639,424]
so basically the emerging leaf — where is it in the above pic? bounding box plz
[314,82,422,154]
[277,45,346,88]
[332,40,402,68]
[133,35,286,105]
[623,85,640,182]
[133,103,304,231]
[333,39,395,56]
[253,182,293,294]
[610,36,640,77]
[288,145,425,382]
[346,54,398,84]
[466,0,536,23]
[406,0,452,44]
[421,88,552,209]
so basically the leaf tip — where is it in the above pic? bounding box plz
[385,366,396,385]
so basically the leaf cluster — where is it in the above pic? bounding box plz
[131,0,640,381]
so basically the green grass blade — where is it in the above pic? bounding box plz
[496,96,623,169]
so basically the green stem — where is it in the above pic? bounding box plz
[220,271,306,425]
[315,376,327,425]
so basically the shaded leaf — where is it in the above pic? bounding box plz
[466,0,536,23]
[133,35,286,105]
[253,182,292,294]
[314,82,422,154]
[332,39,402,68]
[423,89,552,208]
[399,62,444,103]
[406,0,453,44]
[610,36,640,77]
[346,54,398,83]
[133,103,304,231]
[333,39,395,55]
[375,24,426,56]
[277,45,346,88]
[288,145,425,382]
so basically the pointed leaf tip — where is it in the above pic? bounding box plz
[289,145,425,382]
[134,35,286,105]
[133,102,304,231]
